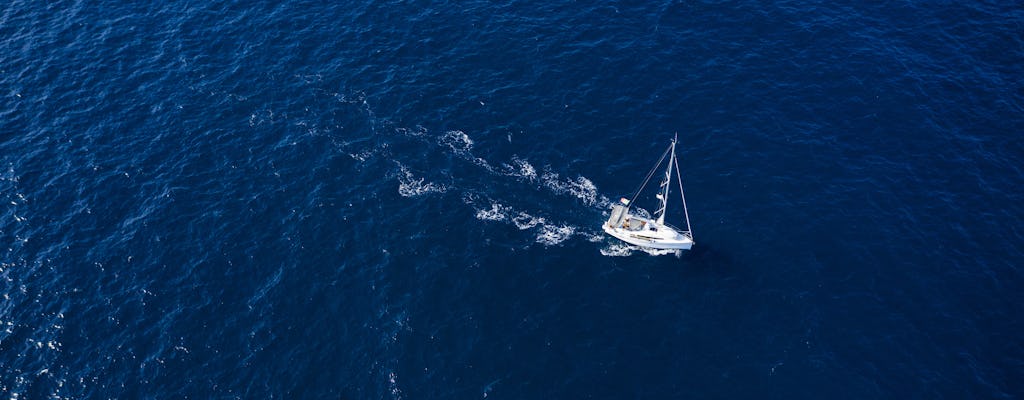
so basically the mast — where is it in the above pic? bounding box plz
[672,133,693,237]
[656,137,675,225]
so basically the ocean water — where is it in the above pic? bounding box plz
[1,0,1022,398]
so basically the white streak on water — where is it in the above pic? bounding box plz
[475,203,510,221]
[599,242,682,257]
[535,224,575,246]
[396,165,448,197]
[539,170,606,207]
[500,156,537,181]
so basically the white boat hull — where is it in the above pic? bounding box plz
[602,217,693,250]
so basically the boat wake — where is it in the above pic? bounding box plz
[395,164,448,198]
[599,242,684,257]
[462,195,593,247]
[252,86,614,250]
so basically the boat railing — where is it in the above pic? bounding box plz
[661,222,693,239]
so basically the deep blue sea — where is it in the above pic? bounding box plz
[2,0,1022,398]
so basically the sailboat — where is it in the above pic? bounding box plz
[603,134,694,250]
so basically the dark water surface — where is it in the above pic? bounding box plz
[2,0,1022,398]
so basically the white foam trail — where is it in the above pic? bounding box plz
[439,130,473,153]
[466,196,586,247]
[470,156,494,171]
[599,242,682,257]
[316,99,611,249]
[388,371,402,400]
[467,196,546,230]
[348,149,373,162]
[511,212,545,230]
[438,130,494,171]
[475,203,510,221]
[413,126,607,209]
[397,165,448,197]
[535,224,575,246]
[394,125,428,137]
[540,171,606,207]
[646,248,683,257]
[600,242,636,257]
[500,156,537,181]
[582,231,605,243]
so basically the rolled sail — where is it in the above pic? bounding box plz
[607,204,627,227]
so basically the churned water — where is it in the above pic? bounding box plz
[1,0,1022,398]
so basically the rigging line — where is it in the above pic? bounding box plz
[627,143,672,211]
[673,147,693,237]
